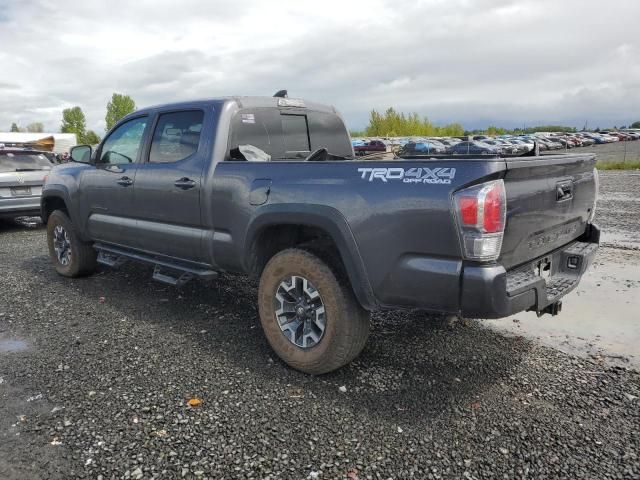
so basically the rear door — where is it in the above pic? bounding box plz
[130,109,208,262]
[500,153,597,269]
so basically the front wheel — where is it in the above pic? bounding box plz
[258,248,370,374]
[46,210,97,277]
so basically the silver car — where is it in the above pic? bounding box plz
[0,148,53,219]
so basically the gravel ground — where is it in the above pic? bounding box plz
[587,141,640,165]
[1,173,640,479]
[597,171,640,248]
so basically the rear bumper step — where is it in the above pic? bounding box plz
[460,224,599,318]
[505,241,598,303]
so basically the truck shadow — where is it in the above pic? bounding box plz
[0,217,43,233]
[23,255,530,424]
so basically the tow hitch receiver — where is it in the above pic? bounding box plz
[537,301,562,317]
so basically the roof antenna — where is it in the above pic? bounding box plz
[273,90,288,98]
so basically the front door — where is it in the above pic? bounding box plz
[78,116,149,247]
[130,109,207,262]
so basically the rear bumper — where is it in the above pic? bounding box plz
[460,223,600,318]
[0,196,42,218]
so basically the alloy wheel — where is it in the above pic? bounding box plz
[274,275,326,348]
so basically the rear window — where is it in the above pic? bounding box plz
[228,108,352,160]
[228,109,284,160]
[281,114,310,153]
[0,152,52,173]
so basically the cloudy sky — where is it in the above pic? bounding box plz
[1,0,639,134]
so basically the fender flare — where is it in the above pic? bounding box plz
[40,186,89,241]
[244,204,378,310]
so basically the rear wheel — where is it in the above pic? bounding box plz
[258,248,370,374]
[46,210,97,277]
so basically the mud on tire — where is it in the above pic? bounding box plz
[258,248,370,374]
[46,210,97,277]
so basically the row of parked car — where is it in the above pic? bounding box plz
[352,131,640,156]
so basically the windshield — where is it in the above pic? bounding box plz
[0,152,53,173]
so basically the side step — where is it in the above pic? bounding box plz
[152,265,194,287]
[94,243,218,286]
[97,250,128,268]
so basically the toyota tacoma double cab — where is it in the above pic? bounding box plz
[41,93,600,374]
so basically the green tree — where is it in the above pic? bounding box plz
[105,93,136,131]
[84,130,101,145]
[26,122,45,133]
[363,107,465,137]
[631,121,640,129]
[60,106,87,143]
[10,122,19,132]
[486,126,508,136]
[365,109,384,136]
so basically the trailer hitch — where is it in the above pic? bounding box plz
[537,301,562,317]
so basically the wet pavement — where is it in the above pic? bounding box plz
[485,247,640,368]
[486,170,640,369]
[596,171,640,249]
[0,336,28,354]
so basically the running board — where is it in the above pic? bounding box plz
[94,243,218,285]
[97,250,128,268]
[152,265,194,286]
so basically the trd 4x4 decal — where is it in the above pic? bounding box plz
[357,167,456,184]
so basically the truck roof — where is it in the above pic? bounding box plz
[133,96,338,117]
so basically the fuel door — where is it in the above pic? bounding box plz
[249,178,272,206]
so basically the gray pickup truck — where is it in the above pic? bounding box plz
[41,94,600,374]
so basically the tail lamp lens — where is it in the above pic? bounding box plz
[483,184,505,233]
[454,179,506,261]
[459,197,478,225]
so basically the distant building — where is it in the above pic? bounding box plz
[0,132,77,153]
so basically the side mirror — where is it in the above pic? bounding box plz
[70,145,93,164]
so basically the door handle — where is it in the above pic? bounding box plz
[174,177,196,190]
[117,176,133,187]
[556,181,573,201]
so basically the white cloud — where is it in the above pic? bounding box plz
[0,0,639,134]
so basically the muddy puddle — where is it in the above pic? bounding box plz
[0,335,29,354]
[485,247,640,369]
[600,229,640,249]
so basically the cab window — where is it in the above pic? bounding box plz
[149,110,204,163]
[99,117,148,164]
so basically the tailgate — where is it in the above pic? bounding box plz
[0,171,46,198]
[500,153,597,270]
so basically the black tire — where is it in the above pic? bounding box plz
[258,248,370,374]
[46,210,97,277]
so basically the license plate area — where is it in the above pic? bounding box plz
[11,186,32,196]
[534,257,552,280]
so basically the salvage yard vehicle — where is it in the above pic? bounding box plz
[353,139,387,156]
[40,94,600,374]
[448,140,499,155]
[0,146,52,219]
[400,141,446,155]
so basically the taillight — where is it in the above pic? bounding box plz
[454,179,506,261]
[43,175,48,185]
